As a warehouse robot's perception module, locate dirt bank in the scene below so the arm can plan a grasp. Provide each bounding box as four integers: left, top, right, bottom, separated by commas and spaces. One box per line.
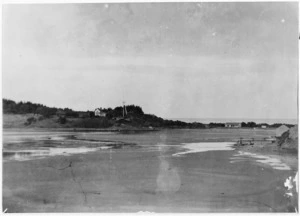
234, 125, 298, 171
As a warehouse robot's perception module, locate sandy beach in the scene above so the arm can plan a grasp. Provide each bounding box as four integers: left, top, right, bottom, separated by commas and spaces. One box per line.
2, 128, 298, 212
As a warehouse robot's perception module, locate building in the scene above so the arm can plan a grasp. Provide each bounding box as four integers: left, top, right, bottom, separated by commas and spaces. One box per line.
260, 124, 268, 129
276, 125, 289, 137
225, 122, 241, 128
95, 108, 106, 117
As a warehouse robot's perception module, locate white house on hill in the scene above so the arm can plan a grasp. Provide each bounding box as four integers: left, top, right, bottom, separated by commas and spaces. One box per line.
95, 108, 106, 117
276, 125, 289, 137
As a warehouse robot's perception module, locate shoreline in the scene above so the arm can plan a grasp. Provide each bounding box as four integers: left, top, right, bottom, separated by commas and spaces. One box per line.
3, 127, 298, 172
2, 126, 280, 132
3, 127, 160, 133
233, 143, 298, 171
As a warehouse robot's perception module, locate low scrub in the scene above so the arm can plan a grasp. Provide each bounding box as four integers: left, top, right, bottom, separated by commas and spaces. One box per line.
58, 116, 67, 124
72, 118, 113, 128
24, 117, 37, 126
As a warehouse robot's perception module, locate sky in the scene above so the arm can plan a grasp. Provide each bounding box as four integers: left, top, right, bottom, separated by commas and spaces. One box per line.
2, 2, 298, 119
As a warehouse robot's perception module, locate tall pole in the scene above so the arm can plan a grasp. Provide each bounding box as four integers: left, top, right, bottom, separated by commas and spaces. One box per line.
122, 102, 125, 118
123, 101, 126, 118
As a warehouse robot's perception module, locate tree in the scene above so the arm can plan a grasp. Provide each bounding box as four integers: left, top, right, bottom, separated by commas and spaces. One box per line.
89, 111, 95, 118
58, 116, 67, 124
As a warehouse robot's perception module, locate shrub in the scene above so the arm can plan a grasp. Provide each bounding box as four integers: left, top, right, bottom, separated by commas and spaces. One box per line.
58, 116, 67, 124
73, 118, 113, 128
24, 117, 36, 126
38, 116, 44, 121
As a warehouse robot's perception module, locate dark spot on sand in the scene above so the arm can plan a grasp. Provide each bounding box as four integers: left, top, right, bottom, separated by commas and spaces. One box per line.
86, 191, 101, 195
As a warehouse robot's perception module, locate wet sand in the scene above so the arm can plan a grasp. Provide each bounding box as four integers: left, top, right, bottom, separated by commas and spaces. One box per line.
235, 142, 298, 171
2, 129, 298, 212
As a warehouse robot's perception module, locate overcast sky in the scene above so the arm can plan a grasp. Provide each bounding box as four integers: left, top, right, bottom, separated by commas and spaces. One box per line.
2, 2, 298, 119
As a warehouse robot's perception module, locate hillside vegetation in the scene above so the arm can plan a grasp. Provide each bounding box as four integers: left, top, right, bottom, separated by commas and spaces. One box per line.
3, 99, 79, 117
3, 99, 294, 129
3, 99, 205, 129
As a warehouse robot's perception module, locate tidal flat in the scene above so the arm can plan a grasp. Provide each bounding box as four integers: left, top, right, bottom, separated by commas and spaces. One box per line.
2, 128, 298, 212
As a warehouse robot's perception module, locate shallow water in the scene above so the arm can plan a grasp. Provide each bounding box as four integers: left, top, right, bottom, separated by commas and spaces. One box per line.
2, 129, 297, 213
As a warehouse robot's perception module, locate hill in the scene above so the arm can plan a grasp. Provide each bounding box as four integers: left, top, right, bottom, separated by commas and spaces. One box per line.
3, 99, 293, 130
277, 125, 298, 152
3, 99, 206, 129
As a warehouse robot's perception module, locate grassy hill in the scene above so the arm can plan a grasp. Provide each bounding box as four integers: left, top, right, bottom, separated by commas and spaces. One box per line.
3, 99, 292, 130
3, 99, 205, 129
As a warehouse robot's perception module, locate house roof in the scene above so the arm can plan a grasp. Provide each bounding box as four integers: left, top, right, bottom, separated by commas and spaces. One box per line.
95, 108, 106, 113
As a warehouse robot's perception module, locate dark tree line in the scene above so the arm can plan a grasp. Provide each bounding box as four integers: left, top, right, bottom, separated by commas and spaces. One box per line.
208, 123, 225, 128
3, 99, 78, 118
241, 122, 257, 128
241, 122, 294, 128
101, 105, 205, 128
205, 122, 294, 129
102, 105, 144, 119
3, 99, 222, 129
